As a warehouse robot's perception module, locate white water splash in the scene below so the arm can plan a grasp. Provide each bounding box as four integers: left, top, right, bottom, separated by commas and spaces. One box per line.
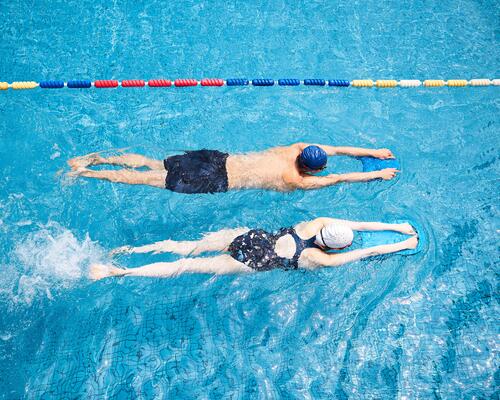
4, 223, 105, 305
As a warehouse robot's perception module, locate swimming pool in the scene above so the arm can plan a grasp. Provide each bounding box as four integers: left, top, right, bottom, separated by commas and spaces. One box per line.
0, 0, 499, 398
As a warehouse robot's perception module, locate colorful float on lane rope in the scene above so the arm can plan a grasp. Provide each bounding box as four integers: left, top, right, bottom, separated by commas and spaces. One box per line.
1, 78, 499, 90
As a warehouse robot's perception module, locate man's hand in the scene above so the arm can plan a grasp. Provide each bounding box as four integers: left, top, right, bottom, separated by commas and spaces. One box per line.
376, 168, 399, 180
372, 148, 395, 159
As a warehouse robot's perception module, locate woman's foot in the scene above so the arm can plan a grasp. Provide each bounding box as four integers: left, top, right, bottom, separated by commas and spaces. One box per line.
89, 263, 128, 280
109, 245, 134, 257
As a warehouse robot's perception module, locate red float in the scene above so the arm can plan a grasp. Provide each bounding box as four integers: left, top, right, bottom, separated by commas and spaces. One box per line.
174, 79, 198, 87
201, 78, 224, 87
121, 80, 145, 87
148, 79, 172, 87
94, 80, 119, 88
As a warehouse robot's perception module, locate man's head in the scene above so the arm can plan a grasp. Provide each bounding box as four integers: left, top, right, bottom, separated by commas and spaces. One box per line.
298, 145, 327, 172
315, 223, 354, 250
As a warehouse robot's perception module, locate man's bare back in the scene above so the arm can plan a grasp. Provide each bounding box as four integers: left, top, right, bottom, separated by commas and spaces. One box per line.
67, 143, 398, 193
226, 146, 298, 191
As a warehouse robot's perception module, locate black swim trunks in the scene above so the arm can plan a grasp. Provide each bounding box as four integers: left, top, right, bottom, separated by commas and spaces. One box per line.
163, 150, 229, 194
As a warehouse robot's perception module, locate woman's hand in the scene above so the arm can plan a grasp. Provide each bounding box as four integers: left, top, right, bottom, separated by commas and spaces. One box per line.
404, 236, 419, 249
396, 223, 417, 235
375, 236, 419, 256
372, 148, 395, 159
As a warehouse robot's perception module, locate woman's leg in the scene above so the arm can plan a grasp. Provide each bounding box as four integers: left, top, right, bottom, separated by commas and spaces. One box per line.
73, 168, 166, 188
90, 255, 251, 280
112, 228, 249, 256
68, 153, 164, 170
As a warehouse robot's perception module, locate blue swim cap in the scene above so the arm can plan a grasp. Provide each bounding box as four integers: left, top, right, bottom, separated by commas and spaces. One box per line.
299, 145, 327, 170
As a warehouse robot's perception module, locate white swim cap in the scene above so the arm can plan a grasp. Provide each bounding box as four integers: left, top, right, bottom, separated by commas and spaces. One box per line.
316, 223, 354, 249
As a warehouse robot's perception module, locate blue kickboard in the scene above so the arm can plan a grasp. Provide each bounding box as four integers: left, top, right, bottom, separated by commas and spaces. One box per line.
359, 220, 426, 255
359, 156, 400, 172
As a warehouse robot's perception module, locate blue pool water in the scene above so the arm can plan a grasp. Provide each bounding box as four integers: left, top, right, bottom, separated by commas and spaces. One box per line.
1, 0, 499, 398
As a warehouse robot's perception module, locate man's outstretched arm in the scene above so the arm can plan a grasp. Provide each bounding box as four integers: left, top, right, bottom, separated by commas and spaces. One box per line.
323, 146, 394, 159
293, 142, 394, 159
293, 168, 398, 189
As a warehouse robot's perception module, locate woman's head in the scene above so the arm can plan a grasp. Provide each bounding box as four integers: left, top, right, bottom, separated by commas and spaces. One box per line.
298, 145, 327, 172
315, 223, 354, 250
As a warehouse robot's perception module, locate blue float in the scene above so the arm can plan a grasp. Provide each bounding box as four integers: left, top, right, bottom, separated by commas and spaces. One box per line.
359, 156, 400, 172
39, 80, 65, 89
252, 79, 274, 86
278, 79, 300, 86
359, 219, 426, 255
304, 79, 326, 86
225, 79, 249, 86
328, 80, 350, 87
67, 80, 92, 88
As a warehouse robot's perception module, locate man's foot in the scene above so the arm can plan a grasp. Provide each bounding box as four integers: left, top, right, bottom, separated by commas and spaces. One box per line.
89, 263, 127, 280
68, 153, 104, 170
66, 167, 89, 178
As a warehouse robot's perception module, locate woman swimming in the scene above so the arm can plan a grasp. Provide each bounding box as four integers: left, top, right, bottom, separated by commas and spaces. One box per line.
90, 218, 418, 280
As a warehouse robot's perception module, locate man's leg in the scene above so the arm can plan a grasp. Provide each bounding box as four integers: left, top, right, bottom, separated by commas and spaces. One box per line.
74, 168, 166, 188
68, 153, 164, 170
97, 154, 164, 169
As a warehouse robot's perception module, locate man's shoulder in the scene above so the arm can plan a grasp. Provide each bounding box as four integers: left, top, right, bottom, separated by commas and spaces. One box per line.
268, 142, 303, 151
282, 168, 302, 185
276, 143, 302, 158
286, 142, 306, 150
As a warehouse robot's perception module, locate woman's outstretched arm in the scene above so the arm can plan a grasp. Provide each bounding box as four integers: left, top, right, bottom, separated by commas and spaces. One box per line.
313, 218, 416, 235
304, 236, 418, 268
110, 228, 249, 256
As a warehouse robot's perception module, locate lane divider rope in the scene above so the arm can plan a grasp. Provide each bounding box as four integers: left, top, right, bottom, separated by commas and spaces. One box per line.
11, 81, 38, 90
148, 79, 172, 87
1, 78, 499, 90
121, 79, 145, 87
67, 80, 92, 88
94, 80, 119, 88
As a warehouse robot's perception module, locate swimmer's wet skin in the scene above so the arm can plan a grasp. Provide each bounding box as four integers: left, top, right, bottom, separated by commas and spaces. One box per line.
90, 218, 419, 280
67, 143, 399, 193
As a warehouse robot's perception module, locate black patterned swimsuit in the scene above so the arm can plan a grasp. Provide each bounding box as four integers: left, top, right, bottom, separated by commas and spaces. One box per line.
228, 228, 320, 271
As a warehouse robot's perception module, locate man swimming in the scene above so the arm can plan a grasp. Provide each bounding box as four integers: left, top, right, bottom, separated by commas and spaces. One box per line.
90, 218, 418, 280
68, 143, 398, 193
